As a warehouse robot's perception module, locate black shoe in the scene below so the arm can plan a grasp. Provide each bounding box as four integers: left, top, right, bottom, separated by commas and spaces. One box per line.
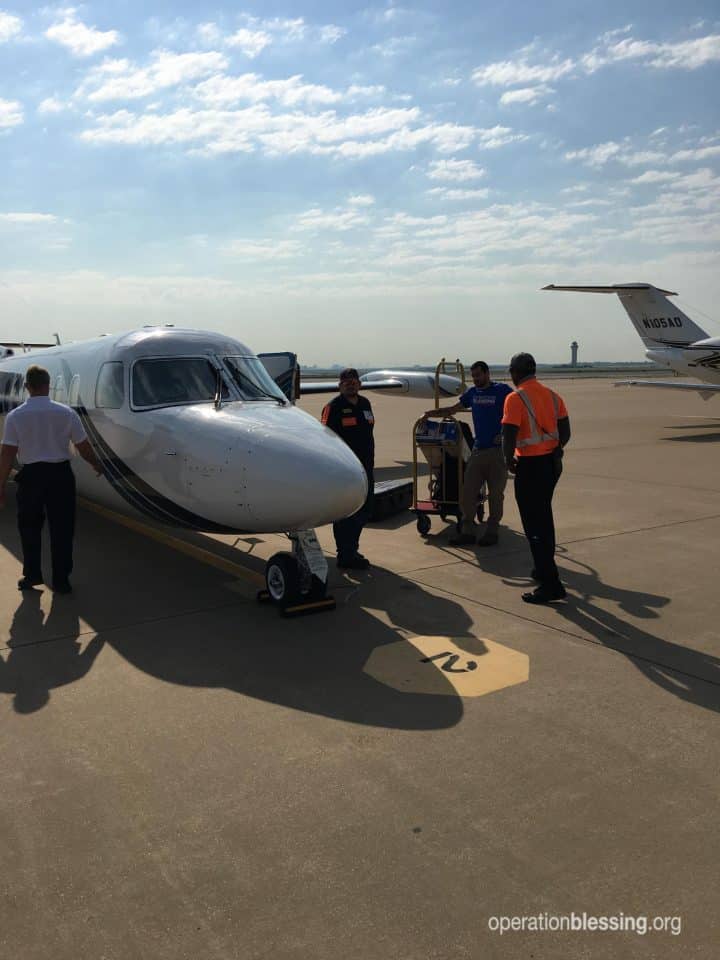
337, 555, 370, 570
18, 576, 43, 591
52, 580, 73, 595
522, 585, 566, 605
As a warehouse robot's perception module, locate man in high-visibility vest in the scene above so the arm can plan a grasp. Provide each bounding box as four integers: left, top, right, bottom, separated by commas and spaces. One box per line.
501, 352, 571, 604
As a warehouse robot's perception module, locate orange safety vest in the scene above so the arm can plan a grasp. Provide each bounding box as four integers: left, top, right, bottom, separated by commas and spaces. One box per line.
502, 379, 568, 457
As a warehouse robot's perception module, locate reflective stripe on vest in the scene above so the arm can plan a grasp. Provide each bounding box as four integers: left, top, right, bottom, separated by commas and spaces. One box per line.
515, 389, 560, 448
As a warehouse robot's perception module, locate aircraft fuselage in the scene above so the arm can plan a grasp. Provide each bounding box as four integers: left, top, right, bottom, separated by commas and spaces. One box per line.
0, 328, 367, 534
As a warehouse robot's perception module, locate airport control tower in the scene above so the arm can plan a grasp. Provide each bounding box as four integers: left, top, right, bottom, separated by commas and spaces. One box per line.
570, 341, 579, 367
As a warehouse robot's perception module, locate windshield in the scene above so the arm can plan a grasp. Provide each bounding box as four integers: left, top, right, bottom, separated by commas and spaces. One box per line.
223, 357, 286, 402
133, 358, 229, 408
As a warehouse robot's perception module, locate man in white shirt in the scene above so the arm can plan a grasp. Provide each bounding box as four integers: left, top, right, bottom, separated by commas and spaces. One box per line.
0, 365, 103, 593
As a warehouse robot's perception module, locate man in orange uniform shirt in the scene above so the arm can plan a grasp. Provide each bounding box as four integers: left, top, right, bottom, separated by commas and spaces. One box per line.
501, 353, 571, 604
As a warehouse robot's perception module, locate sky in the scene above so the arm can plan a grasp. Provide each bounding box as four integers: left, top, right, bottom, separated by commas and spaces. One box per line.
1, 1, 719, 365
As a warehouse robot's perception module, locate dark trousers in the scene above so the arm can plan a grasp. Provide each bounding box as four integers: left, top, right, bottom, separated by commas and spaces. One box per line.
16, 461, 76, 584
514, 453, 561, 588
333, 474, 374, 561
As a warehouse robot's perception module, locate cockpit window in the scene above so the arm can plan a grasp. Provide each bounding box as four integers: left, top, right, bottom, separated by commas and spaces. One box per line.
132, 358, 228, 408
96, 362, 125, 409
223, 357, 286, 402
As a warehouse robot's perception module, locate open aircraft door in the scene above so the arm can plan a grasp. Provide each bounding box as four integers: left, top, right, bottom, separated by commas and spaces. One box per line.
257, 352, 300, 403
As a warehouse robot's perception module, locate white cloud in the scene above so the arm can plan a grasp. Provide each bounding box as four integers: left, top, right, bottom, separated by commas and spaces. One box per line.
428, 158, 485, 182
473, 55, 574, 87
222, 239, 302, 259
226, 28, 271, 58
561, 185, 588, 193
259, 17, 306, 40
567, 136, 720, 171
45, 13, 121, 58
0, 96, 22, 128
347, 84, 386, 98
319, 25, 346, 43
617, 149, 668, 167
199, 15, 341, 54
427, 187, 490, 200
600, 25, 633, 42
477, 125, 528, 149
565, 141, 622, 167
499, 84, 554, 106
347, 194, 375, 206
78, 103, 482, 161
293, 207, 371, 231
371, 4, 411, 23
566, 198, 614, 207
38, 96, 66, 115
371, 35, 415, 57
78, 51, 229, 102
197, 22, 222, 46
670, 143, 720, 163
0, 11, 22, 42
193, 73, 341, 107
583, 32, 720, 72
386, 213, 448, 227
0, 212, 57, 223
630, 170, 681, 184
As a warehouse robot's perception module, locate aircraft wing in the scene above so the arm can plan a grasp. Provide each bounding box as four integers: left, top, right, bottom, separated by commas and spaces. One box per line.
615, 380, 719, 400
300, 379, 405, 395
254, 359, 464, 400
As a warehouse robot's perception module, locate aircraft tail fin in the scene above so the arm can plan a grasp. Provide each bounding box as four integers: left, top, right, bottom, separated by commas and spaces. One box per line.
543, 283, 709, 348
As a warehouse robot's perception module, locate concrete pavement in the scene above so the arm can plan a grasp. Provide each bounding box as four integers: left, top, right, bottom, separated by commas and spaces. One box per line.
1, 379, 718, 959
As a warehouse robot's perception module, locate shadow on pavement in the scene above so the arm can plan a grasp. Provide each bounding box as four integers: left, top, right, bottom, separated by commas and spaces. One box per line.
467, 540, 720, 715
0, 488, 469, 729
0, 591, 104, 714
663, 422, 720, 443
548, 556, 719, 713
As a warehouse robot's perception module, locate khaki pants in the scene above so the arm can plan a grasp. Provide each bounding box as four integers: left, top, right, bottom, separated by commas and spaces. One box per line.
460, 446, 507, 534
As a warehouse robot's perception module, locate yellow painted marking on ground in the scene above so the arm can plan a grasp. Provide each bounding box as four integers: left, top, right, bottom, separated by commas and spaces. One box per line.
79, 499, 265, 587
364, 635, 529, 698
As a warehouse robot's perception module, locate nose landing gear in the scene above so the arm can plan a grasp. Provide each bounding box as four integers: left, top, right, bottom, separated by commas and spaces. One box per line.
259, 529, 336, 616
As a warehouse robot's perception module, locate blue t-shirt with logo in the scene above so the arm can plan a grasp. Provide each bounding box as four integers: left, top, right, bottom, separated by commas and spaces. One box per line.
460, 382, 514, 449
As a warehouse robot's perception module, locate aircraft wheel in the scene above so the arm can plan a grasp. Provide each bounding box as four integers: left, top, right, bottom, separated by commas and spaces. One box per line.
416, 514, 431, 536
265, 553, 302, 607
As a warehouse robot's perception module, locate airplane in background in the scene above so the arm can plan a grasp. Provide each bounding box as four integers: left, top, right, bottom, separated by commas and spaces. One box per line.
0, 327, 463, 610
543, 283, 720, 399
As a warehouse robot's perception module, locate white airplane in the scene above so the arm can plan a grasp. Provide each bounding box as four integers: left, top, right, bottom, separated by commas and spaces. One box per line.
0, 327, 462, 610
543, 283, 720, 399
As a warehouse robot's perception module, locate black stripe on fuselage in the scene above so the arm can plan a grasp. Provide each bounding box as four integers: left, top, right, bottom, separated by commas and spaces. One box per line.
74, 406, 243, 534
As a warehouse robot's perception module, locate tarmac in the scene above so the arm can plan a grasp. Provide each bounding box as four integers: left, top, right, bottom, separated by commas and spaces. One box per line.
0, 379, 718, 960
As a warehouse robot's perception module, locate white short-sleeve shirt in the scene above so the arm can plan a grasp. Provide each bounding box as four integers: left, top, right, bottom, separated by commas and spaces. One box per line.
1, 396, 87, 464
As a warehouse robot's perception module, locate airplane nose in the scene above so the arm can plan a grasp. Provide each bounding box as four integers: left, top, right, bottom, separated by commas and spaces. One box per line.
237, 410, 368, 531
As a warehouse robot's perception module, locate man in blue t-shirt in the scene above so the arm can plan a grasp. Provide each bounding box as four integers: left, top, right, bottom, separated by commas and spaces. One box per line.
425, 360, 513, 546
